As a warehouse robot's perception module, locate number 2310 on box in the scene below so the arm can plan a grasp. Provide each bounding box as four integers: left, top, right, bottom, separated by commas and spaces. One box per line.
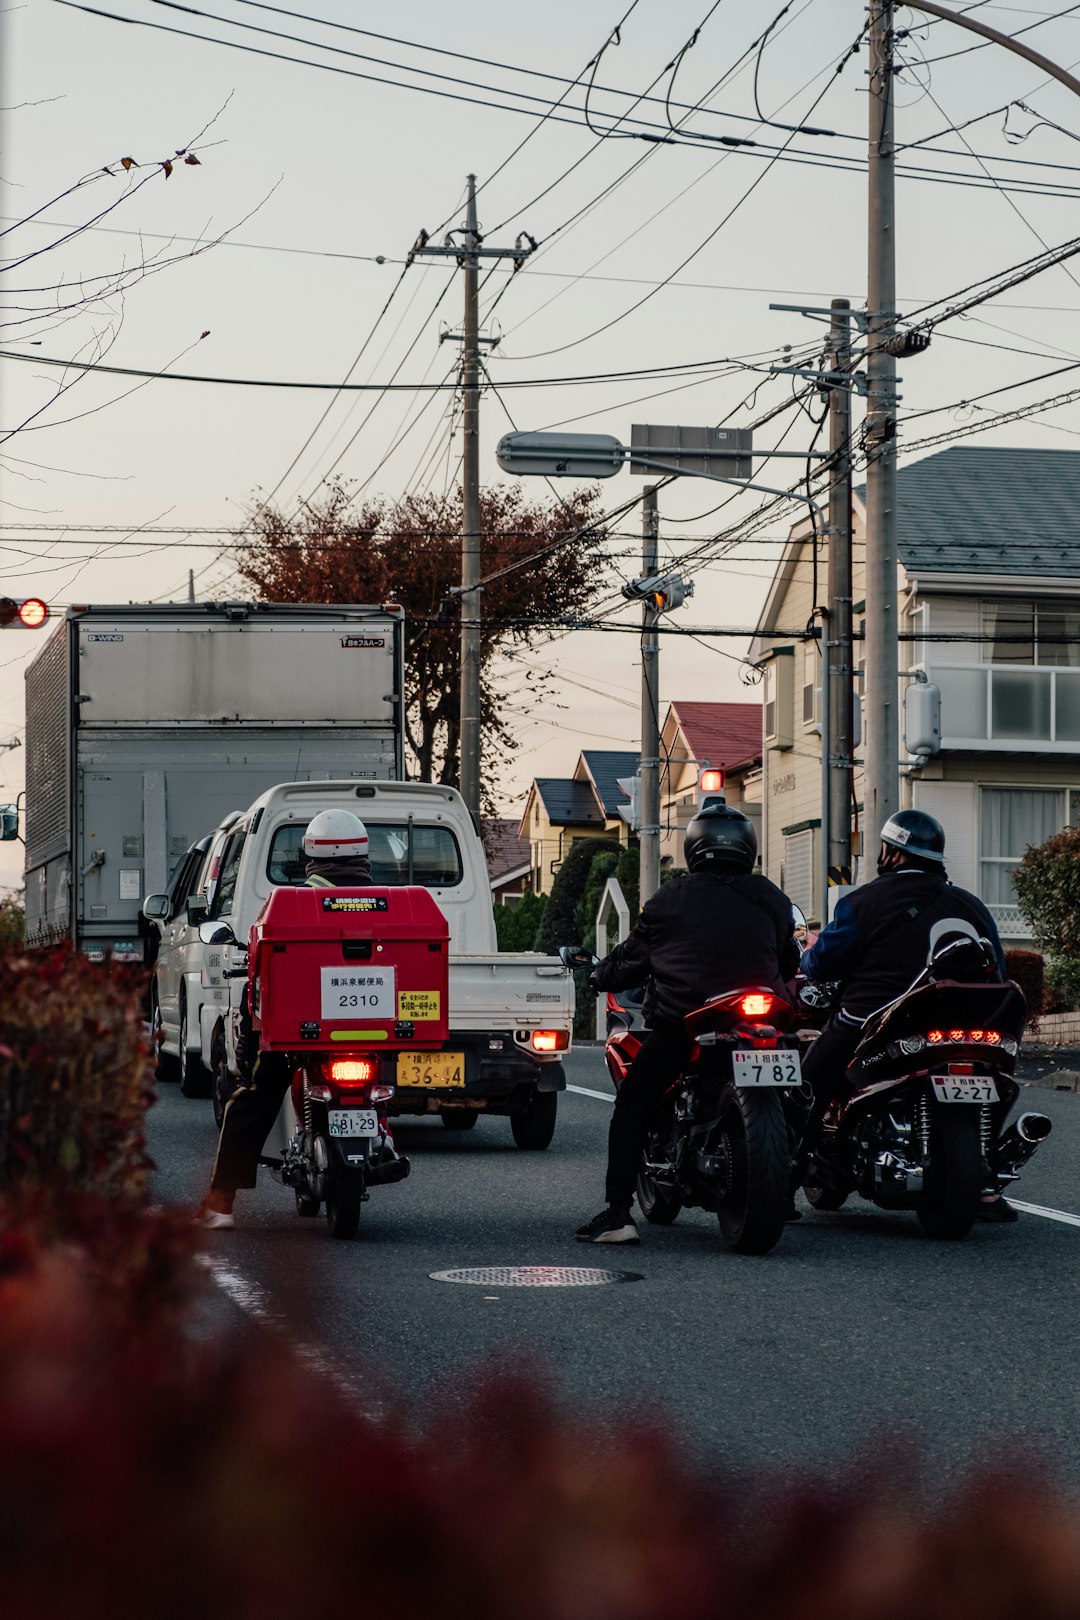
320, 966, 395, 1020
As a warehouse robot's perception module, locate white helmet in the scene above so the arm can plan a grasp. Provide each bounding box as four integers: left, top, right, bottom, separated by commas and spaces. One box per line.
302, 808, 370, 861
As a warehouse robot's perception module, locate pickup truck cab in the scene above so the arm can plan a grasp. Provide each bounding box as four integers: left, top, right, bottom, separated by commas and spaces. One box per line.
195, 780, 574, 1148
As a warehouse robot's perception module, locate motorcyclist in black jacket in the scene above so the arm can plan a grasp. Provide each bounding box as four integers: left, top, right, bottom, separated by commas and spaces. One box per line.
798, 807, 1015, 1222
575, 802, 800, 1244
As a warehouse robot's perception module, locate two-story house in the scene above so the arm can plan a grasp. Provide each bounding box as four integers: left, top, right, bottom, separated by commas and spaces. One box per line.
749, 445, 1080, 936
517, 749, 637, 895
658, 700, 763, 865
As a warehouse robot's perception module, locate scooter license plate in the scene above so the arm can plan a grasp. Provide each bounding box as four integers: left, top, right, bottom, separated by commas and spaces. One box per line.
930, 1077, 999, 1104
732, 1050, 802, 1086
327, 1108, 379, 1138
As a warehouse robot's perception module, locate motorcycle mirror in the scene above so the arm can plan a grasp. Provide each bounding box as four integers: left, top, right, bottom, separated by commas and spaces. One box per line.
558, 943, 594, 970
790, 903, 809, 944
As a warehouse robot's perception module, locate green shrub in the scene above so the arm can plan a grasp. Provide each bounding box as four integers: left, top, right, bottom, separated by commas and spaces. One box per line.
1014, 826, 1080, 1013
1046, 957, 1080, 1014
494, 891, 548, 952
0, 892, 24, 944
535, 837, 623, 956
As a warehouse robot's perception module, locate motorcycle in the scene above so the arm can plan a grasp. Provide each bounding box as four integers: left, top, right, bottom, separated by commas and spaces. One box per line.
798, 924, 1051, 1239
561, 945, 807, 1255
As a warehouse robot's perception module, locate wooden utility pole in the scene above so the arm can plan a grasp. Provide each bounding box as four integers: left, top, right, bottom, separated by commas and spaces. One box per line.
826, 298, 854, 895
640, 485, 661, 906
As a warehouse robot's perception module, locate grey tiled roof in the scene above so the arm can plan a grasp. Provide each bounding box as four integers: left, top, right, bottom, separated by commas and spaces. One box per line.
534, 779, 606, 826
859, 447, 1080, 578
579, 750, 638, 817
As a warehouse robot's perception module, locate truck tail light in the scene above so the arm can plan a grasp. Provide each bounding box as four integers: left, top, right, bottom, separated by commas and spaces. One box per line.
531, 1029, 569, 1053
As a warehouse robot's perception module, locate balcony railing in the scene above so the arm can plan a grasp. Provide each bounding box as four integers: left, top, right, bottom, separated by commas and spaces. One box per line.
985, 903, 1033, 941
928, 663, 1080, 752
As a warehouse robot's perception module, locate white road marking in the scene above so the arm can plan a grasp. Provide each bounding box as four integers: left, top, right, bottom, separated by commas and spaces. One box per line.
196, 1252, 385, 1415
1008, 1199, 1080, 1229
567, 1082, 1080, 1230
567, 1083, 614, 1103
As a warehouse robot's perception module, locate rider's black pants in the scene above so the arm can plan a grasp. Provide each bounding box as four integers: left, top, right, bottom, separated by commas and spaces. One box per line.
211, 1051, 292, 1193
606, 1021, 691, 1210
798, 1015, 864, 1158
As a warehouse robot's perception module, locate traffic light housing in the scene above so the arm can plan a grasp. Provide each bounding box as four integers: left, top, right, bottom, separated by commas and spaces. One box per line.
0, 598, 48, 629
697, 765, 726, 811
620, 572, 694, 612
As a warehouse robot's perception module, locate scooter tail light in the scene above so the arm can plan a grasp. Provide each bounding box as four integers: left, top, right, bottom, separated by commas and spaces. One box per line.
739, 993, 774, 1019
927, 1030, 945, 1043
329, 1057, 378, 1084
531, 1029, 569, 1052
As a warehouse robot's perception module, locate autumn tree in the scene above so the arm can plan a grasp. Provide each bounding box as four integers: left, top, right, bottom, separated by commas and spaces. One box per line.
234, 479, 610, 807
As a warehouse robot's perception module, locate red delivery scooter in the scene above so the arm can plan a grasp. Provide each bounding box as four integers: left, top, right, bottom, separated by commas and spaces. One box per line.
241, 886, 451, 1238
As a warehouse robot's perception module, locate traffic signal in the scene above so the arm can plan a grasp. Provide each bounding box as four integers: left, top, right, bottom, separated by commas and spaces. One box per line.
0, 597, 48, 629
620, 571, 694, 612
697, 765, 726, 811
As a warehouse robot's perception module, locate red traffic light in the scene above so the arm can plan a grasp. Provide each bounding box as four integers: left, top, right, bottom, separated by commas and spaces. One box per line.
698, 767, 725, 795
0, 597, 48, 629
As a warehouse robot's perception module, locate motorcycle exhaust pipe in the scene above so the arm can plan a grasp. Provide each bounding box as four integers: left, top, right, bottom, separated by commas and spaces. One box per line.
992, 1112, 1053, 1179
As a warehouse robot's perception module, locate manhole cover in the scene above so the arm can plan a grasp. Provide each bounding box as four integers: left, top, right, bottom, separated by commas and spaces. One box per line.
429, 1265, 643, 1287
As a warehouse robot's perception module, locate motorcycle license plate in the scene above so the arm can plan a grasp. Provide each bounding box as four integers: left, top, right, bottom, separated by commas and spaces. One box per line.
327, 1108, 379, 1138
931, 1076, 999, 1104
396, 1051, 466, 1088
732, 1050, 802, 1086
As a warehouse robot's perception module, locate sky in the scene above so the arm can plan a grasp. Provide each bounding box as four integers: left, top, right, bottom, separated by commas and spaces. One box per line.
4, 0, 1080, 892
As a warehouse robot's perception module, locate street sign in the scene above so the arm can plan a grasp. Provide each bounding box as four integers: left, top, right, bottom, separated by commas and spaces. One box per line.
495, 432, 623, 478
629, 424, 752, 479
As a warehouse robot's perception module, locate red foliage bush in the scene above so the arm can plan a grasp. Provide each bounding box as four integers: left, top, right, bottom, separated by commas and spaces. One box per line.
1005, 948, 1045, 1028
3, 1235, 1080, 1620
0, 943, 154, 1204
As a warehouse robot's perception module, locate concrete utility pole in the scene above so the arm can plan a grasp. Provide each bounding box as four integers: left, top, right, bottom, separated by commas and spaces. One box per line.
826, 298, 854, 893
863, 0, 900, 851
412, 177, 536, 820
640, 485, 661, 907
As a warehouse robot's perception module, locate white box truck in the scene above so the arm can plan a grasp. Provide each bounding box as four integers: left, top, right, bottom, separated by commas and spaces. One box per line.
23, 602, 405, 962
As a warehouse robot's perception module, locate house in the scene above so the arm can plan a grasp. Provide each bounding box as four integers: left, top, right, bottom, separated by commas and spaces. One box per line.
483, 820, 532, 907
749, 445, 1080, 937
658, 700, 763, 866
518, 749, 637, 895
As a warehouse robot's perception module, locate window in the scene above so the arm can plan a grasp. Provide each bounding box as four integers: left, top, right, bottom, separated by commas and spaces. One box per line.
979, 788, 1062, 908
981, 600, 1080, 668
801, 640, 819, 727
763, 651, 794, 750
267, 820, 464, 890
210, 831, 248, 918
783, 828, 815, 920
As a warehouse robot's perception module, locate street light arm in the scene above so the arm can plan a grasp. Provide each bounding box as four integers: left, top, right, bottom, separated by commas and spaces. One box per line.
900, 1, 1080, 101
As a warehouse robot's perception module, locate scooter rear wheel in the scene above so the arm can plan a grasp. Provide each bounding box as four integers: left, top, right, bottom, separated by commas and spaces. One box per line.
325, 1170, 364, 1239
917, 1107, 980, 1240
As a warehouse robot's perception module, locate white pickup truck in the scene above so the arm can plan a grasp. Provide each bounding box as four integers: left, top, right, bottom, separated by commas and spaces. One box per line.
191, 779, 575, 1148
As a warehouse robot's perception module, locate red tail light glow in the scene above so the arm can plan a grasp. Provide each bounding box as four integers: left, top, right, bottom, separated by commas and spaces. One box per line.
739, 994, 774, 1019
986, 1030, 1002, 1045
948, 1029, 965, 1043
330, 1058, 377, 1084
928, 1030, 945, 1043
927, 1028, 1004, 1047
531, 1029, 569, 1053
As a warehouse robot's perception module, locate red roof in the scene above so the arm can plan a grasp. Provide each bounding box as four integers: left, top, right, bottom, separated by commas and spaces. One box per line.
668, 701, 762, 771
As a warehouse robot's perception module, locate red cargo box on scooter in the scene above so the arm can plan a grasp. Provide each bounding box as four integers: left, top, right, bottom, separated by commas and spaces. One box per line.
249, 887, 450, 1052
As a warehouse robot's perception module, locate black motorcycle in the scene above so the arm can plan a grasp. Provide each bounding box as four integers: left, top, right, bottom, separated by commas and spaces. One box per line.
800, 930, 1051, 1239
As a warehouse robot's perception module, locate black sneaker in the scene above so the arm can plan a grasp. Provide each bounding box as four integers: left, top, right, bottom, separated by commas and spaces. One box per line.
575, 1208, 640, 1244
977, 1195, 1019, 1224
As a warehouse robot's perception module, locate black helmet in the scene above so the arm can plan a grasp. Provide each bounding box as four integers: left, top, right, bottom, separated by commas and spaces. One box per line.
684, 801, 758, 875
879, 808, 946, 865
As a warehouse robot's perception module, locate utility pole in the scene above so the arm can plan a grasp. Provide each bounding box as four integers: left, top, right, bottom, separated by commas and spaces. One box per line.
411, 176, 536, 821
863, 0, 900, 850
826, 298, 854, 898
640, 485, 661, 907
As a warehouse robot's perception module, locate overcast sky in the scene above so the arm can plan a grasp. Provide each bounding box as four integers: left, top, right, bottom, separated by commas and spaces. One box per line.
4, 0, 1080, 891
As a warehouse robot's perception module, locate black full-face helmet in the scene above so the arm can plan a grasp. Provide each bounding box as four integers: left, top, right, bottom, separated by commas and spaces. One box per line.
878, 808, 946, 869
684, 801, 758, 875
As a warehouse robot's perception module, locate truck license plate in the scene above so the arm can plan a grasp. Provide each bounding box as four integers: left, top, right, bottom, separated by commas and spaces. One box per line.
931, 1077, 999, 1104
327, 1109, 378, 1138
396, 1052, 466, 1088
732, 1050, 802, 1086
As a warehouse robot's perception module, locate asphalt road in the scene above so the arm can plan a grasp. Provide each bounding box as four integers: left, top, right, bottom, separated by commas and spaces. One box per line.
151, 1048, 1080, 1483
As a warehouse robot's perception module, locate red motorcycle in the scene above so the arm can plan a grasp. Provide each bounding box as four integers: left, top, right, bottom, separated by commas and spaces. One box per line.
564, 949, 805, 1255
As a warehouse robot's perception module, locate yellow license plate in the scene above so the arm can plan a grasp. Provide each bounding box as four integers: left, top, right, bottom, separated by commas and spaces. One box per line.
396, 1051, 466, 1089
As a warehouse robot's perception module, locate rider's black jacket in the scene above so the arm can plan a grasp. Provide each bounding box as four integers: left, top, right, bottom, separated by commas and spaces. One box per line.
593, 871, 800, 1027
800, 868, 1006, 1020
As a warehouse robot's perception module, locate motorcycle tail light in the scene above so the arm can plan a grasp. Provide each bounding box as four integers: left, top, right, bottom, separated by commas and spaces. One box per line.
928, 1030, 944, 1044
968, 1029, 985, 1042
531, 1029, 569, 1052
948, 1063, 975, 1075
739, 994, 774, 1019
985, 1031, 1002, 1045
330, 1058, 378, 1085
948, 1029, 965, 1043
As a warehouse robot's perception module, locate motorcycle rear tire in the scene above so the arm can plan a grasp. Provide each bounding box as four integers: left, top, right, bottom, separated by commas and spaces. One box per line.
714, 1086, 789, 1256
917, 1107, 980, 1240
637, 1110, 682, 1224
325, 1170, 364, 1239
